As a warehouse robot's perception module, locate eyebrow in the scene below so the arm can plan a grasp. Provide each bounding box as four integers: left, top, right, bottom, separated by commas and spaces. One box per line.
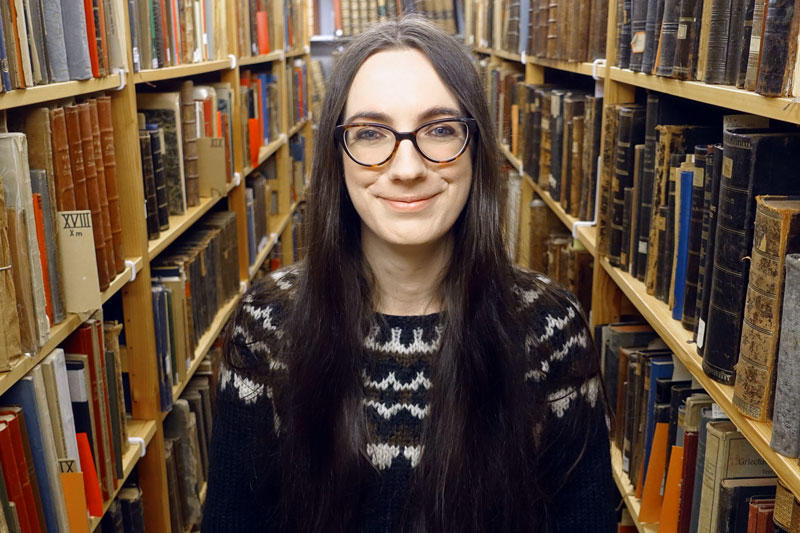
343, 106, 462, 125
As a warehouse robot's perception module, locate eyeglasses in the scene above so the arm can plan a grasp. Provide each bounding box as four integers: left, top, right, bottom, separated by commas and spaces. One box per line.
335, 117, 478, 167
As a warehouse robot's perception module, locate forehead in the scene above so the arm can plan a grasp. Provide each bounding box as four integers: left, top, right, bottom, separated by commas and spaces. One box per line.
344, 48, 460, 123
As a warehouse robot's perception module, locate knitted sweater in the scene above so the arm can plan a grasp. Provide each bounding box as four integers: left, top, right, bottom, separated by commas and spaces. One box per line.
202, 265, 616, 532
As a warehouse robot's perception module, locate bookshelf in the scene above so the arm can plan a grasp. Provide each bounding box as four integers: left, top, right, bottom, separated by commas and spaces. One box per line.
468, 0, 800, 523
0, 0, 312, 530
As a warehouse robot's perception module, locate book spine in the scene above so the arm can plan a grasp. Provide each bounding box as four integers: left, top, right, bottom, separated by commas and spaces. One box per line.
621, 186, 634, 269
695, 144, 722, 353
629, 0, 648, 70
672, 170, 694, 320
181, 81, 199, 207
96, 97, 124, 274
548, 91, 564, 202
655, 0, 683, 76
147, 127, 170, 231
611, 105, 645, 266
597, 104, 618, 257
736, 0, 757, 87
30, 171, 64, 326
755, 0, 794, 95
771, 254, 800, 457
723, 0, 749, 84
672, 0, 701, 79
139, 130, 160, 240
88, 100, 116, 283
641, 0, 664, 73
703, 0, 733, 84
681, 149, 706, 330
570, 115, 584, 218
743, 0, 768, 91
50, 107, 77, 211
635, 94, 658, 280
65, 106, 89, 211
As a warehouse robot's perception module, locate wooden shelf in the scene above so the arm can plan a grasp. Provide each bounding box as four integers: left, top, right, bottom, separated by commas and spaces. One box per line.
171, 293, 240, 404
289, 117, 310, 136
248, 205, 298, 280
243, 135, 286, 177
89, 418, 158, 531
238, 50, 284, 66
610, 444, 658, 533
493, 49, 523, 62
0, 74, 122, 110
286, 47, 310, 58
610, 67, 800, 125
134, 60, 232, 84
530, 57, 606, 78
601, 257, 800, 502
102, 257, 144, 304
147, 182, 237, 261
500, 144, 597, 256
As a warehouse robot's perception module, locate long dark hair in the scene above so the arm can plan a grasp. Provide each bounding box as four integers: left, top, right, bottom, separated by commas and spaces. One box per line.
273, 16, 589, 532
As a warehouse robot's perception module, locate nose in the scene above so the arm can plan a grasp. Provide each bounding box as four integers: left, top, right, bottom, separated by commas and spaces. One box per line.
388, 139, 427, 181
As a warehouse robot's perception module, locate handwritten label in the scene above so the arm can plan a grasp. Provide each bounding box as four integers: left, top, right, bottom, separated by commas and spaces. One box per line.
722, 156, 733, 178
638, 240, 648, 254
631, 31, 646, 53
677, 24, 688, 40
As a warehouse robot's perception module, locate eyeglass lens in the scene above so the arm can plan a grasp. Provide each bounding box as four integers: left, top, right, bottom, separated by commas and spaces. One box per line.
343, 121, 469, 165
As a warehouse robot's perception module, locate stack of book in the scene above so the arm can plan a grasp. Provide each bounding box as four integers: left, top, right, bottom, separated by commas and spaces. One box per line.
151, 210, 240, 412
614, 0, 800, 97
0, 0, 126, 90
0, 314, 129, 532
241, 67, 280, 169
1, 98, 125, 363
599, 321, 800, 532
127, 0, 229, 72
327, 0, 459, 37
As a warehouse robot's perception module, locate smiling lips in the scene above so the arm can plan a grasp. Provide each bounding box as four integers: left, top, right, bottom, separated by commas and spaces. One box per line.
379, 193, 440, 212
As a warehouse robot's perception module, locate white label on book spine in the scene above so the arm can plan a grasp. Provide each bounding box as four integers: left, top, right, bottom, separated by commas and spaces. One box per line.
696, 319, 706, 348
711, 403, 726, 419
638, 240, 648, 254
631, 32, 646, 53
677, 24, 688, 40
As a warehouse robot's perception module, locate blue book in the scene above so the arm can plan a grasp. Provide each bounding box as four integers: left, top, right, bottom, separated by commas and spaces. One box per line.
672, 170, 694, 320
641, 355, 673, 483
256, 72, 270, 142
245, 187, 256, 265
0, 14, 11, 91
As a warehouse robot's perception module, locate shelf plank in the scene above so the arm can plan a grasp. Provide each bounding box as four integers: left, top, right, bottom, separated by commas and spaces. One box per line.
171, 293, 240, 403
238, 50, 284, 66
286, 47, 310, 58
289, 117, 310, 137
601, 258, 800, 501
243, 135, 286, 177
530, 57, 606, 78
248, 205, 297, 280
89, 418, 157, 531
134, 60, 232, 84
147, 182, 237, 260
610, 67, 800, 125
101, 257, 144, 304
0, 75, 122, 110
610, 444, 659, 533
500, 144, 597, 256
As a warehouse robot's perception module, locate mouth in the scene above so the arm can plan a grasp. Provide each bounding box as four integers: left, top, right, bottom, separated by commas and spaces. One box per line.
379, 193, 440, 212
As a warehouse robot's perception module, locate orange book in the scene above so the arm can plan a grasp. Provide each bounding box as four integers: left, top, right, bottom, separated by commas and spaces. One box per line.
333, 0, 342, 34
216, 110, 222, 140
83, 0, 100, 76
257, 11, 271, 54
60, 472, 89, 531
0, 421, 31, 533
95, 0, 109, 74
171, 0, 182, 65
7, 0, 26, 87
77, 432, 102, 516
638, 422, 669, 524
658, 445, 684, 533
249, 118, 261, 168
32, 193, 53, 322
202, 97, 213, 137
255, 77, 264, 139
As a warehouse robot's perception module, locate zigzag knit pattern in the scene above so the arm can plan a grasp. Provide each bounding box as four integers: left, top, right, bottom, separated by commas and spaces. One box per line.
203, 265, 616, 532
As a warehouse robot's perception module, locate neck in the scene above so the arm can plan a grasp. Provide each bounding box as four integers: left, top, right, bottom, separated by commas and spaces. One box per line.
362, 230, 451, 316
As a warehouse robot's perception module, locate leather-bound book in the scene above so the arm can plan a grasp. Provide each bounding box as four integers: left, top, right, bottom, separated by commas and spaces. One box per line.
735, 0, 757, 87
138, 124, 160, 241
180, 81, 199, 207
641, 0, 664, 73
77, 103, 109, 291
695, 144, 722, 354
65, 106, 89, 211
755, 0, 797, 95
672, 0, 704, 79
733, 197, 800, 421
703, 130, 800, 385
771, 254, 800, 457
723, 0, 749, 84
146, 125, 170, 231
655, 0, 683, 76
88, 100, 115, 283
7, 204, 37, 355
569, 115, 584, 218
562, 94, 585, 210
743, 0, 769, 90
0, 0, 20, 89
629, 145, 645, 274
597, 104, 618, 258
657, 156, 680, 303
703, 0, 733, 84
200, 211, 240, 303
610, 105, 646, 267
680, 147, 706, 331
529, 199, 550, 272
49, 108, 76, 211
523, 84, 544, 184
96, 97, 123, 273
580, 96, 603, 221
621, 186, 635, 269
588, 0, 609, 60
635, 94, 661, 281
547, 0, 558, 58
629, 0, 649, 70
618, 0, 633, 67
538, 89, 553, 190
549, 90, 566, 202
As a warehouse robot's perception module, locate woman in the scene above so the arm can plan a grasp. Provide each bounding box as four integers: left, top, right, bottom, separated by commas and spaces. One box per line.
203, 16, 614, 532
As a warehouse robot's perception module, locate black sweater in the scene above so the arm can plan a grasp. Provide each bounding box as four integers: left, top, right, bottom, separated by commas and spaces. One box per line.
202, 265, 616, 532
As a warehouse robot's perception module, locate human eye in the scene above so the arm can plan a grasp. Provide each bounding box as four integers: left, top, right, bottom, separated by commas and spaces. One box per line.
421, 121, 463, 140
350, 125, 389, 143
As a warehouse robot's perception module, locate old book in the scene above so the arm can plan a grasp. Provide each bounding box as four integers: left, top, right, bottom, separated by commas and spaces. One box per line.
743, 0, 769, 90
42, 348, 81, 467
589, 0, 609, 59
630, 145, 646, 274
655, 0, 683, 76
164, 437, 183, 532
634, 94, 660, 280
755, 0, 797, 95
538, 88, 553, 190
64, 106, 89, 211
164, 399, 202, 527
30, 171, 65, 327
715, 478, 777, 532
695, 144, 721, 352
703, 130, 800, 386
723, 0, 749, 84
49, 109, 77, 212
77, 102, 110, 291
6, 206, 37, 356
119, 486, 145, 533
138, 125, 160, 241
580, 96, 603, 221
181, 80, 200, 207
0, 419, 36, 533
681, 147, 706, 331
602, 322, 658, 417
88, 99, 116, 283
672, 0, 704, 78
0, 191, 21, 365
146, 124, 170, 231
0, 133, 49, 346
137, 91, 187, 215
529, 200, 550, 273
548, 90, 566, 202
734, 197, 800, 421
672, 169, 694, 320
770, 254, 800, 457
656, 156, 680, 303
0, 0, 20, 89
597, 104, 618, 257
610, 105, 646, 267
702, 0, 733, 83
568, 114, 585, 217
629, 0, 649, 70
735, 0, 756, 87
12, 0, 33, 86
772, 480, 794, 530
96, 96, 123, 273
619, 0, 633, 67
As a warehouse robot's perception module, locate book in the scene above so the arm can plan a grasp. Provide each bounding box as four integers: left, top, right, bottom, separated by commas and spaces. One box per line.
0, 420, 35, 533
88, 99, 117, 282
30, 170, 65, 327
689, 406, 729, 532
146, 123, 170, 231
96, 96, 124, 273
671, 169, 694, 321
755, 0, 797, 95
139, 123, 160, 241
681, 147, 706, 331
180, 80, 200, 207
0, 190, 21, 366
715, 477, 777, 532
610, 105, 646, 266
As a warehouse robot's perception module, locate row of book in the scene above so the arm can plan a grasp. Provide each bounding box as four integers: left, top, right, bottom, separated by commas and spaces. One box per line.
600, 321, 800, 532
289, 133, 308, 203
234, 0, 281, 57
0, 313, 130, 532
0, 0, 125, 91
615, 0, 800, 97
246, 161, 279, 267
1, 97, 125, 364
597, 96, 800, 453
241, 67, 280, 169
288, 59, 309, 129
473, 0, 608, 63
151, 209, 239, 412
323, 0, 460, 38
127, 0, 229, 72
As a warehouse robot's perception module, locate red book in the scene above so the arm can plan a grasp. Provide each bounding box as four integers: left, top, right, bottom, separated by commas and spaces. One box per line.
255, 77, 264, 141
755, 504, 774, 533
296, 65, 304, 120
32, 193, 52, 323
676, 430, 698, 533
0, 421, 31, 533
83, 0, 99, 76
93, 319, 117, 489
256, 11, 270, 54
248, 119, 260, 168
0, 409, 45, 533
201, 97, 213, 137
170, 0, 182, 65
216, 110, 222, 139
77, 433, 102, 516
333, 0, 342, 34
158, 0, 170, 65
